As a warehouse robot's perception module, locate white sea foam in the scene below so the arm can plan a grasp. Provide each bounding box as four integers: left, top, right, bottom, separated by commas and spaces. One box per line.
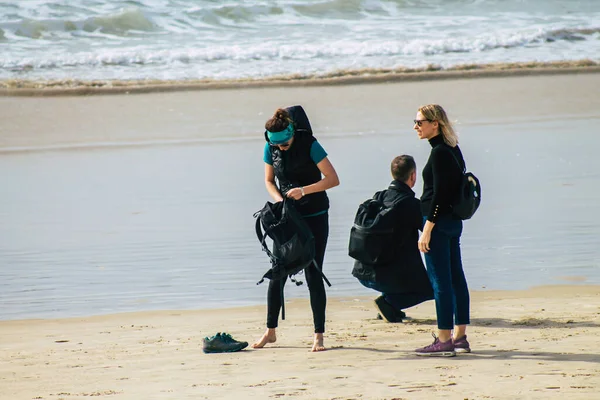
1, 0, 599, 81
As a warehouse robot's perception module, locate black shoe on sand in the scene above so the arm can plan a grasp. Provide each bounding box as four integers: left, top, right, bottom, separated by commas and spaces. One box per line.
374, 296, 406, 323
203, 332, 248, 353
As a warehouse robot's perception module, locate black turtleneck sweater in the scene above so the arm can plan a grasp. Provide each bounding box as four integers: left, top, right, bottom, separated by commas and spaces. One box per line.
421, 134, 465, 223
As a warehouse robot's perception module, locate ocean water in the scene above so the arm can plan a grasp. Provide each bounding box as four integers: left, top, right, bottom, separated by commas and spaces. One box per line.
1, 0, 600, 82
1, 116, 599, 321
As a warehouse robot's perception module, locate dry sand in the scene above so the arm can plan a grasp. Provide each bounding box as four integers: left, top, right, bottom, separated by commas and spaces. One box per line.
0, 286, 599, 400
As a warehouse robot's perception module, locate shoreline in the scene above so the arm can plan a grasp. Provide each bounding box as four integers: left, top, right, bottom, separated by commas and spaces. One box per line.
0, 283, 597, 323
1, 60, 599, 97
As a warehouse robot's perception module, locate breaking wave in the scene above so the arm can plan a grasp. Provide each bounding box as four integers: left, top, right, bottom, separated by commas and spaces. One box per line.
1, 0, 599, 81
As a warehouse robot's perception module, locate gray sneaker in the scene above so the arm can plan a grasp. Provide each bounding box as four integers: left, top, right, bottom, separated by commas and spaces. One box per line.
203, 332, 248, 354
453, 335, 471, 353
415, 333, 456, 357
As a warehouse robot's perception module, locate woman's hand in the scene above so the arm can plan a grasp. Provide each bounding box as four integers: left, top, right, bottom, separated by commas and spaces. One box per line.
286, 187, 304, 200
419, 220, 435, 253
418, 231, 431, 253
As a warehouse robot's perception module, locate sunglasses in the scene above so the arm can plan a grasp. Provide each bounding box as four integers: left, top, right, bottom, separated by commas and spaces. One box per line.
414, 119, 432, 127
270, 139, 293, 148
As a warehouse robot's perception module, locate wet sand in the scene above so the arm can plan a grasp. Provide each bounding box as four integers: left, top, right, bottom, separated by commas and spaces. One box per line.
1, 70, 599, 152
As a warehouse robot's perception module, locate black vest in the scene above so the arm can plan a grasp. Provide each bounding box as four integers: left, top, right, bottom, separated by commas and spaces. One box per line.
267, 130, 329, 216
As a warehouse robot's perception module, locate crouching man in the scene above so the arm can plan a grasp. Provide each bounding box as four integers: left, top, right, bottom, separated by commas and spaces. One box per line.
351, 155, 433, 322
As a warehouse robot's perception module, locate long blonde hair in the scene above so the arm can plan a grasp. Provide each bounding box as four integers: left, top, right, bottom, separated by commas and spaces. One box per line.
418, 104, 459, 147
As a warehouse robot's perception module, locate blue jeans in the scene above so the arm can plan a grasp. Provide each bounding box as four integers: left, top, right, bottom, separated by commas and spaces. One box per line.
358, 280, 433, 311
423, 216, 470, 330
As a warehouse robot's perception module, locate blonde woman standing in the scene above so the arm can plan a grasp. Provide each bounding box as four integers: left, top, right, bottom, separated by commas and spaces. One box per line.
413, 104, 471, 357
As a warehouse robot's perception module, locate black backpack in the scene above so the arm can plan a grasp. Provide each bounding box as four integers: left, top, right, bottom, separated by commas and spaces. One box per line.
450, 152, 481, 220
348, 190, 407, 265
254, 199, 331, 319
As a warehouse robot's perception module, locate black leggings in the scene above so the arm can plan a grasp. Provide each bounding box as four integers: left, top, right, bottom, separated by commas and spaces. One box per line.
266, 212, 329, 333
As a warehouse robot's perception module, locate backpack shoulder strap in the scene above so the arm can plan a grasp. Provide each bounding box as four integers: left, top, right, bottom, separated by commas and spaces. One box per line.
310, 259, 332, 287
447, 147, 467, 173
254, 215, 278, 266
255, 214, 264, 242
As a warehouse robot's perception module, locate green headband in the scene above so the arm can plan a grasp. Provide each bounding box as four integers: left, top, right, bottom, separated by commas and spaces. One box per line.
267, 124, 294, 144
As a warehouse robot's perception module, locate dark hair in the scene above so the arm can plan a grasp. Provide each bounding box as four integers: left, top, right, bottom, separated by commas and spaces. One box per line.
265, 108, 292, 132
391, 155, 416, 182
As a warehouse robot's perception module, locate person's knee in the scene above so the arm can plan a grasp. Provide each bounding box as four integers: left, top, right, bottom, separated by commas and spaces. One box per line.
433, 287, 453, 299
306, 278, 325, 292
305, 270, 325, 287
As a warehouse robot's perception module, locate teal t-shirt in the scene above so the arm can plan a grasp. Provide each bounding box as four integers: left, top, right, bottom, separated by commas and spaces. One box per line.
263, 140, 329, 218
263, 140, 328, 165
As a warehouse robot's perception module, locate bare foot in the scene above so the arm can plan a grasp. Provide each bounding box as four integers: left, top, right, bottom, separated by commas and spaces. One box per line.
251, 328, 276, 349
311, 333, 326, 352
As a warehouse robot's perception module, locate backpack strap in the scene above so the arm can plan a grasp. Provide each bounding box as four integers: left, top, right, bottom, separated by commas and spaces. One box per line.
448, 148, 467, 173
310, 259, 331, 287
255, 216, 285, 285
280, 280, 286, 320
254, 199, 294, 269
255, 217, 277, 262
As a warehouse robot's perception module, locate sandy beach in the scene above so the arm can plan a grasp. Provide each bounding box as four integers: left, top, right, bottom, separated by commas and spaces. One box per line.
2, 70, 600, 399
0, 285, 599, 399
2, 1, 600, 398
